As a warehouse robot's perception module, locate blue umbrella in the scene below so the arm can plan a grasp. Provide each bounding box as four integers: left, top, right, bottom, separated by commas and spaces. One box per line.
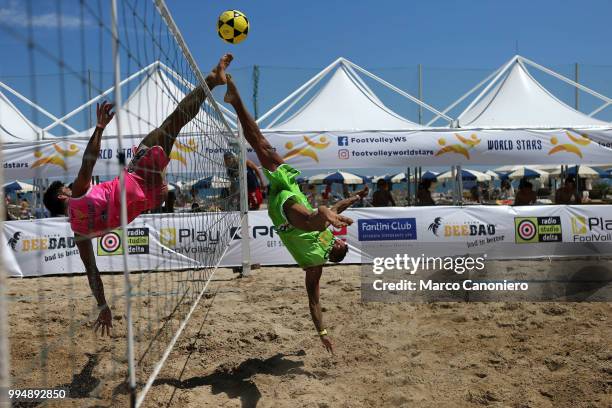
296, 176, 308, 184
310, 171, 365, 185
421, 171, 439, 181
192, 176, 231, 189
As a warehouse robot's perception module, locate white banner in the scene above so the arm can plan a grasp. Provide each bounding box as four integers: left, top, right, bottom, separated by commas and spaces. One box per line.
4, 128, 612, 180
2, 134, 231, 180
3, 206, 612, 277
254, 128, 612, 170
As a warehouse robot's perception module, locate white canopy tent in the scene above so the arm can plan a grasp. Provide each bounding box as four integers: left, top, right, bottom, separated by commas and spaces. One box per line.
429, 55, 612, 129
258, 57, 451, 131
45, 61, 237, 138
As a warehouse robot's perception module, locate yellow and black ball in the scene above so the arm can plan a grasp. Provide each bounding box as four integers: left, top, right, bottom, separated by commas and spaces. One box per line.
217, 10, 249, 44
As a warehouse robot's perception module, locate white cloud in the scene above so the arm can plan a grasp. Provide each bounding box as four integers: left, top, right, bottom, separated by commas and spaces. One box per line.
0, 1, 91, 29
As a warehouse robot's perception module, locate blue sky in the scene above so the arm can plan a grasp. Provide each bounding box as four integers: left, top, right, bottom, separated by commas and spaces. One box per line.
1, 0, 612, 177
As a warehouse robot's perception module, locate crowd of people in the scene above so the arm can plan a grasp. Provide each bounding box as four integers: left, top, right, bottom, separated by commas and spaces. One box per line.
3, 172, 602, 220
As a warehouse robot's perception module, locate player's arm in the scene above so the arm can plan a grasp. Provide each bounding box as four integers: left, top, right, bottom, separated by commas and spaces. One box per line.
304, 266, 333, 353
247, 159, 265, 187
330, 186, 368, 214
284, 200, 353, 232
72, 102, 115, 197
75, 236, 113, 336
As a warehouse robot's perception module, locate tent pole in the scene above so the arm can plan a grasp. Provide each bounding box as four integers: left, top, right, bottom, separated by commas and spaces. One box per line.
521, 56, 612, 104
574, 63, 579, 110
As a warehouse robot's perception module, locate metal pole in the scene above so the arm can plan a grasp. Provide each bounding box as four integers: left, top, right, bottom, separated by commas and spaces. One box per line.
238, 124, 251, 276
406, 167, 411, 205
0, 137, 10, 408
457, 165, 463, 205
110, 2, 136, 407
88, 69, 93, 128
451, 166, 457, 204
418, 64, 423, 125
252, 65, 260, 120
574, 63, 579, 110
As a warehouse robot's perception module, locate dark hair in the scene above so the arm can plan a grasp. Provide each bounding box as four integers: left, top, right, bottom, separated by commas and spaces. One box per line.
43, 181, 66, 216
328, 242, 349, 263
565, 176, 576, 185
376, 179, 386, 188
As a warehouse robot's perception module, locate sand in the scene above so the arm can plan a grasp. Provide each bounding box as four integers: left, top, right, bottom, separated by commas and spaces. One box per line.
5, 264, 612, 407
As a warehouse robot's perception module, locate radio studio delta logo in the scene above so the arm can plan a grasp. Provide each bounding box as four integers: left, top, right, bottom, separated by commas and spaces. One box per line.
97, 228, 150, 256
571, 215, 612, 242
514, 217, 562, 244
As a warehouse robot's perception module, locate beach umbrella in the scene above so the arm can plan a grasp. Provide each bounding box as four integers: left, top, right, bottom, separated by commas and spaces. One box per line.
549, 165, 608, 179
295, 176, 308, 184
3, 181, 36, 193
508, 166, 549, 180
372, 174, 391, 183
310, 171, 365, 185
390, 172, 406, 183
192, 175, 231, 189
436, 168, 491, 182
484, 170, 501, 180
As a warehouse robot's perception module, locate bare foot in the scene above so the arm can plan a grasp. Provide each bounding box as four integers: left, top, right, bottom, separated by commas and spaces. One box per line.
224, 74, 241, 105
207, 54, 233, 87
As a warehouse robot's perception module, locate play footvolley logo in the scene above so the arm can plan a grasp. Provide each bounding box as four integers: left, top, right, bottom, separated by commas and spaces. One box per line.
358, 218, 417, 241
514, 217, 562, 243
571, 216, 587, 235
159, 227, 176, 246
97, 228, 150, 256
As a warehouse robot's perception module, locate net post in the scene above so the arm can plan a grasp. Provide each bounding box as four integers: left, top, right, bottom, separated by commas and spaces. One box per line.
110, 0, 136, 406
238, 124, 251, 276
0, 140, 10, 408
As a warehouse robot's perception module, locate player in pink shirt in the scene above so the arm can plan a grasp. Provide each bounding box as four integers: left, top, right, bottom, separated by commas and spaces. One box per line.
43, 54, 233, 335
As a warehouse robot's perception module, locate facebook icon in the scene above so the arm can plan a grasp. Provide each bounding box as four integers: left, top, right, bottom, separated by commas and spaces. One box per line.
337, 136, 349, 146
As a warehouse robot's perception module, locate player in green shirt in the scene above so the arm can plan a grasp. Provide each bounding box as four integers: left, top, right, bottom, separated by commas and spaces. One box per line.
224, 73, 367, 353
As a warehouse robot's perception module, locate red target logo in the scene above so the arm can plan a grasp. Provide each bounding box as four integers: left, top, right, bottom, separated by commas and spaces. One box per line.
100, 232, 122, 253
517, 219, 536, 241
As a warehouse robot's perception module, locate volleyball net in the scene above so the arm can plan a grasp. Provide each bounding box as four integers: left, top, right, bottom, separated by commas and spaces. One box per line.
0, 0, 244, 406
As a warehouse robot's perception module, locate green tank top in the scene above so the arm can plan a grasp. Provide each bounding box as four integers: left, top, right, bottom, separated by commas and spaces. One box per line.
264, 164, 334, 268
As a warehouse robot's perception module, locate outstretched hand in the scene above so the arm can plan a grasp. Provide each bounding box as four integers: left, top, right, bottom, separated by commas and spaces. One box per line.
320, 335, 334, 354
93, 306, 113, 337
96, 101, 115, 129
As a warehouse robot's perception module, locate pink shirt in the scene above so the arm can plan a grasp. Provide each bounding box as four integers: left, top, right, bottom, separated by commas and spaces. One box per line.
68, 170, 147, 237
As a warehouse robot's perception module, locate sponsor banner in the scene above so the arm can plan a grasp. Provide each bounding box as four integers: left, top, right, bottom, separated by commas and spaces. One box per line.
252, 129, 612, 170
5, 128, 612, 179
2, 134, 230, 180
3, 206, 612, 277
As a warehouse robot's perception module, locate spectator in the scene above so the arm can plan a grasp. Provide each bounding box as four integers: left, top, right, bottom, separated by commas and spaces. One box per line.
555, 177, 581, 204
191, 202, 200, 212
514, 179, 537, 205
304, 184, 318, 208
19, 197, 31, 219
223, 151, 240, 210
164, 190, 176, 213
372, 179, 395, 207
470, 184, 482, 203
500, 179, 514, 199
246, 159, 264, 210
416, 179, 436, 206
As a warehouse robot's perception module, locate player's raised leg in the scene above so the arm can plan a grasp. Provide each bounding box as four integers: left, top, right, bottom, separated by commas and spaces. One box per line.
139, 53, 234, 156
224, 75, 284, 172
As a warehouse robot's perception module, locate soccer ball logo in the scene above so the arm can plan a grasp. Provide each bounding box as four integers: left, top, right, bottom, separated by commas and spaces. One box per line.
217, 10, 249, 44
